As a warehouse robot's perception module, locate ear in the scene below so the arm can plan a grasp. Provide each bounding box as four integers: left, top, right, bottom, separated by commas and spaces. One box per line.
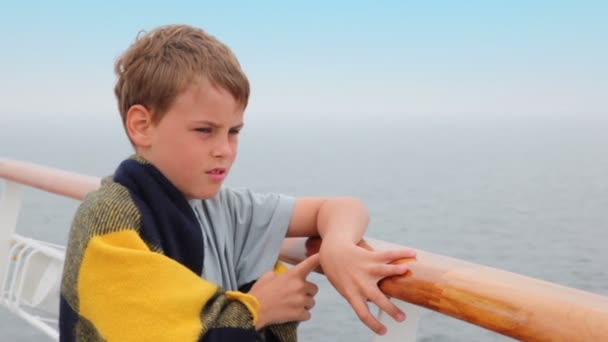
125, 105, 154, 148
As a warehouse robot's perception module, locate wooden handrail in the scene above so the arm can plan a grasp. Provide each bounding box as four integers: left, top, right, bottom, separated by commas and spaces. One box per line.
282, 238, 608, 341
2, 158, 608, 341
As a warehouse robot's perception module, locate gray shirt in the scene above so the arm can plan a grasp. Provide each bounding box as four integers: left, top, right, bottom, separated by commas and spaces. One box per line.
189, 187, 296, 291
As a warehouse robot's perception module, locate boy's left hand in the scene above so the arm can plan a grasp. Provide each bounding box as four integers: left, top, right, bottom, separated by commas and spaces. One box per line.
319, 239, 416, 335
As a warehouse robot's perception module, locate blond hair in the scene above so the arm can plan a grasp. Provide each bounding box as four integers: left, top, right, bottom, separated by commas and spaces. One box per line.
114, 24, 249, 125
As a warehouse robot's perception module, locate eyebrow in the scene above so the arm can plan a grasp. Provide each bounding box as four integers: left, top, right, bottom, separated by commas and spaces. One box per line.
193, 120, 244, 129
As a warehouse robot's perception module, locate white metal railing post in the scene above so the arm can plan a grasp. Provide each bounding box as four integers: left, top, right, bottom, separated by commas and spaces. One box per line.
373, 299, 422, 342
0, 180, 24, 285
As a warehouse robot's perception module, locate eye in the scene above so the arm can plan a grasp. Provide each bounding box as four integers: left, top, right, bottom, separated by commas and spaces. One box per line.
195, 127, 212, 134
229, 128, 241, 135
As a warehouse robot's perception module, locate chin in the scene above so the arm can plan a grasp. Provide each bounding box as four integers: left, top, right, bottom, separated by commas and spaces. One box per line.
196, 187, 222, 199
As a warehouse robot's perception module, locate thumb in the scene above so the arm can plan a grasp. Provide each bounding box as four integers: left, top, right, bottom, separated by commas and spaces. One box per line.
290, 253, 321, 278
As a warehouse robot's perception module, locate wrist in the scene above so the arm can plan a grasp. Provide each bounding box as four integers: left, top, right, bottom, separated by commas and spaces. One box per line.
254, 316, 266, 330
321, 232, 359, 248
225, 291, 261, 328
249, 293, 267, 330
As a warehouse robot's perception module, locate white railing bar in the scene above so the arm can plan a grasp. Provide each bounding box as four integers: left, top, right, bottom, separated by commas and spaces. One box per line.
8, 307, 59, 341
13, 235, 65, 261
5, 241, 29, 306
15, 246, 41, 308
0, 181, 23, 283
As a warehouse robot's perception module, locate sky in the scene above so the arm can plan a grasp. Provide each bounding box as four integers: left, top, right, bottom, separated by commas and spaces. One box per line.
0, 0, 606, 119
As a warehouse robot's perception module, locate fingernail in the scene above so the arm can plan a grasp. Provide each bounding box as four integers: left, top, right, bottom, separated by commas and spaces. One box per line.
396, 312, 406, 321
378, 327, 387, 335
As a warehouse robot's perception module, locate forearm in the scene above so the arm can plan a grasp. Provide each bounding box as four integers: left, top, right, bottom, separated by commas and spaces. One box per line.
314, 198, 415, 336
317, 197, 369, 244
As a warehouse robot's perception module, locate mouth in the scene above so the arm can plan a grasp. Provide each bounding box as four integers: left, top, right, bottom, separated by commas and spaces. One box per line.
206, 168, 227, 181
206, 168, 226, 175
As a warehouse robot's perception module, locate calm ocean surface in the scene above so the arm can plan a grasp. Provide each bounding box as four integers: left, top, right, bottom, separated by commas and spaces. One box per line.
1, 114, 607, 341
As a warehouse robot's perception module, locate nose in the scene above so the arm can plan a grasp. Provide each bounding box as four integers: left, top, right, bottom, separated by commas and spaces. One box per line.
211, 135, 233, 158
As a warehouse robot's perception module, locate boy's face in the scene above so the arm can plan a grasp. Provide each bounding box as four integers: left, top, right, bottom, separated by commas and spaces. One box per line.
141, 80, 244, 199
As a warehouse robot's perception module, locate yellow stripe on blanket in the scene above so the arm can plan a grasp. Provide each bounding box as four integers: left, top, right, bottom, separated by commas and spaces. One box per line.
78, 229, 217, 341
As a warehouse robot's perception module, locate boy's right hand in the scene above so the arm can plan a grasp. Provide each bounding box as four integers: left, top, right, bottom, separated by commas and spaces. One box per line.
249, 253, 320, 330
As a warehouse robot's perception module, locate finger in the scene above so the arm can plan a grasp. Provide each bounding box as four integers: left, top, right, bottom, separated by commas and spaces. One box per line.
369, 290, 405, 322
375, 249, 416, 263
305, 281, 319, 296
298, 310, 312, 322
304, 297, 315, 310
290, 253, 321, 278
350, 296, 386, 335
371, 263, 409, 277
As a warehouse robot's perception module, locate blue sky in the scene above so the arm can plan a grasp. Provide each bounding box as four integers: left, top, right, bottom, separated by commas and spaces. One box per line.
0, 1, 606, 119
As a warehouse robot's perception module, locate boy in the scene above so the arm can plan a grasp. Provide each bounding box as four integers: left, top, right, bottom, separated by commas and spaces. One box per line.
59, 24, 415, 341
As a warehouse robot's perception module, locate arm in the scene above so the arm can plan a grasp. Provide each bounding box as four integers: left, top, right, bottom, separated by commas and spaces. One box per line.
286, 197, 417, 335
